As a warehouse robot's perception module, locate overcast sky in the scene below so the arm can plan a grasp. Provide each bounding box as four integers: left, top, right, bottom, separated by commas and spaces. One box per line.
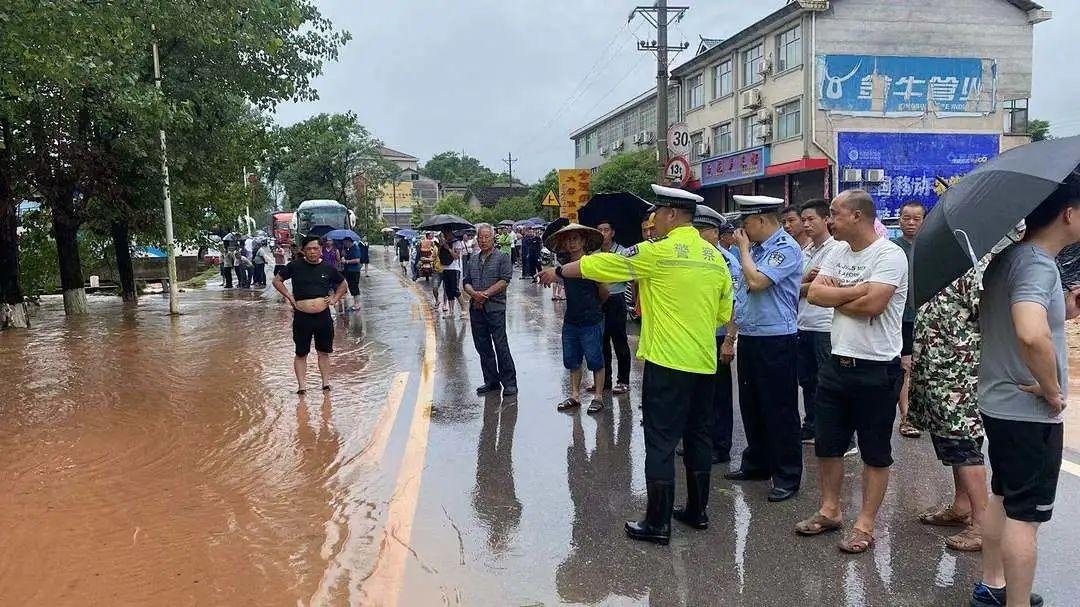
274, 0, 1080, 184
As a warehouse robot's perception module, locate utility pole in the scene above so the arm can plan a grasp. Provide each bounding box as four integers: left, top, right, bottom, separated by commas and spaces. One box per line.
631, 2, 690, 182
502, 152, 518, 186
152, 24, 180, 315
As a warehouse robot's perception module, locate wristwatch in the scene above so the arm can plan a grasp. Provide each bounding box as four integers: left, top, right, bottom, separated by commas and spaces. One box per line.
555, 266, 564, 278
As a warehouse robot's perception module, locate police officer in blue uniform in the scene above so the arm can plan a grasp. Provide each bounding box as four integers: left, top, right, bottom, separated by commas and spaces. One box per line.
725, 195, 805, 502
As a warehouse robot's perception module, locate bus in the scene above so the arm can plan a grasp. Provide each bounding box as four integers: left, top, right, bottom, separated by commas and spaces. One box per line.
270, 211, 294, 245
290, 199, 355, 240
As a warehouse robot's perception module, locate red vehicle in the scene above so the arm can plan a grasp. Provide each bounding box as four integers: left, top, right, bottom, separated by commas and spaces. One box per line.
271, 211, 294, 246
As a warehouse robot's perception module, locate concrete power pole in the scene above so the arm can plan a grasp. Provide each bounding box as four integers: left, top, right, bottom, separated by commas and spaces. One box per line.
632, 2, 690, 182
503, 153, 518, 186
152, 24, 180, 315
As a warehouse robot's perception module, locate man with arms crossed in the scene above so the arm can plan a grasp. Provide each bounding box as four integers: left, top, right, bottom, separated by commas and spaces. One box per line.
969, 175, 1080, 607
273, 235, 348, 395
795, 189, 907, 554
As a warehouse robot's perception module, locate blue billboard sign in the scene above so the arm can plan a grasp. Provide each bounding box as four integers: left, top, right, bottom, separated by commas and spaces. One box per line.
818, 55, 991, 116
837, 131, 1000, 219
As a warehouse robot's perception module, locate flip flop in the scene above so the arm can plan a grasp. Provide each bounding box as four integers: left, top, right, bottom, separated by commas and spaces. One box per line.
918, 504, 971, 527
838, 527, 876, 554
794, 513, 844, 536
322, 385, 331, 392
556, 398, 581, 411
587, 399, 604, 414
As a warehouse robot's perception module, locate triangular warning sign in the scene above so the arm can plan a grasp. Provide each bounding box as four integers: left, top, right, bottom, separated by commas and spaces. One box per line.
542, 190, 560, 207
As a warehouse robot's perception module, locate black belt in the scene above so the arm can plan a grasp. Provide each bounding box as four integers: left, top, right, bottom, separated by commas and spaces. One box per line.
833, 355, 899, 368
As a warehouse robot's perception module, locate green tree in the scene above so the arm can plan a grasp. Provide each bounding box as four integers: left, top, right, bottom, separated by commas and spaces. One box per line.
410, 204, 425, 227
421, 151, 501, 186
490, 196, 541, 222
528, 169, 560, 208
1028, 119, 1052, 142
434, 193, 471, 217
590, 149, 657, 201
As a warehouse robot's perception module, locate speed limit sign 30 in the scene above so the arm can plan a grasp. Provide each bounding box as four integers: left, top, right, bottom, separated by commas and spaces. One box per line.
667, 122, 691, 157
664, 156, 691, 187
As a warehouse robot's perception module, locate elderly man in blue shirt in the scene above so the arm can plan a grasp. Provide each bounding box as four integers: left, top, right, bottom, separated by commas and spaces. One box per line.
724, 195, 805, 503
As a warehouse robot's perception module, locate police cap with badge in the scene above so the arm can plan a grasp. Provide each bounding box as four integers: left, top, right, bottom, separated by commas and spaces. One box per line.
692, 204, 735, 233
648, 183, 704, 211
732, 194, 786, 217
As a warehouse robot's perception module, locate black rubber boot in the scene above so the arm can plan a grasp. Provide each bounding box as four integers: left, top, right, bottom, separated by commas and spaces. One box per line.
672, 470, 711, 530
625, 480, 674, 545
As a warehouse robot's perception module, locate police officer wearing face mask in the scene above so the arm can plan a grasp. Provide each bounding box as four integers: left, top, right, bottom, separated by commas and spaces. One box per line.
726, 195, 805, 502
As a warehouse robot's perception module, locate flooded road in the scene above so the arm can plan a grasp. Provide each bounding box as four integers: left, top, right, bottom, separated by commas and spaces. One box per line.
2, 249, 1080, 606
0, 266, 431, 605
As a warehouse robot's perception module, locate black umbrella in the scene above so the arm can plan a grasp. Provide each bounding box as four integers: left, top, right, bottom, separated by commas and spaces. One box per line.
578, 191, 651, 247
418, 214, 473, 232
912, 135, 1080, 306
498, 219, 515, 227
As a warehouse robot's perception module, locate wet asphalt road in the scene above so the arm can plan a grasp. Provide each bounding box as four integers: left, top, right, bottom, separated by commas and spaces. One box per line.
2, 248, 1080, 606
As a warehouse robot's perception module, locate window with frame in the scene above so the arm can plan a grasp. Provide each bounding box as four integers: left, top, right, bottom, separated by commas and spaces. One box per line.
621, 113, 632, 138
743, 44, 764, 87
776, 100, 801, 139
690, 132, 704, 162
575, 138, 582, 158
585, 132, 595, 154
641, 105, 656, 134
776, 25, 801, 72
1005, 98, 1029, 135
713, 60, 733, 99
712, 123, 732, 155
686, 73, 704, 110
741, 115, 762, 149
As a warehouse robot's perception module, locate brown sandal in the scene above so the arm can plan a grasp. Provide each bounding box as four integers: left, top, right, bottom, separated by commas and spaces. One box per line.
918, 504, 971, 527
794, 513, 844, 536
556, 397, 581, 411
899, 418, 922, 438
945, 526, 983, 552
838, 527, 875, 554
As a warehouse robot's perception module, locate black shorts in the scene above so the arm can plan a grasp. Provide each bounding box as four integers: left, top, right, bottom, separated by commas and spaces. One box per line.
983, 414, 1062, 523
930, 434, 985, 467
345, 271, 361, 296
442, 269, 460, 300
814, 356, 903, 467
292, 309, 334, 356
901, 321, 915, 357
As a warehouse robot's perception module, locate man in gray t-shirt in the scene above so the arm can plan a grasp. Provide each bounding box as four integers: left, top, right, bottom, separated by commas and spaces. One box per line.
968, 176, 1080, 607
978, 243, 1067, 423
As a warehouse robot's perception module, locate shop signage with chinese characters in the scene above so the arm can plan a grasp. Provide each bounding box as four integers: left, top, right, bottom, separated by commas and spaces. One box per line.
700, 147, 770, 186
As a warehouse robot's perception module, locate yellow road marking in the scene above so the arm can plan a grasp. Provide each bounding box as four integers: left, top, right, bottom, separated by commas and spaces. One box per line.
363, 277, 438, 606
310, 372, 410, 605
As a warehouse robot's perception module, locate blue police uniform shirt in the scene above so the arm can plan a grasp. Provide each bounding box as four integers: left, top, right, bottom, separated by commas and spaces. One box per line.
739, 226, 803, 337
717, 245, 745, 337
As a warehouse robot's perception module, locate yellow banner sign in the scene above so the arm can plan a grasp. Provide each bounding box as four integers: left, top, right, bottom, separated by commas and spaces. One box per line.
557, 169, 591, 222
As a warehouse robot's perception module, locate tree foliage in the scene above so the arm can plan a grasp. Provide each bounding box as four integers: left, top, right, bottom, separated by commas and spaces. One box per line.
420, 151, 523, 187
1028, 119, 1052, 142
590, 149, 657, 201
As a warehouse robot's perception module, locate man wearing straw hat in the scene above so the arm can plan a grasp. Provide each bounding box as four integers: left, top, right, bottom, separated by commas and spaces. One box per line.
540, 184, 733, 545
546, 223, 609, 415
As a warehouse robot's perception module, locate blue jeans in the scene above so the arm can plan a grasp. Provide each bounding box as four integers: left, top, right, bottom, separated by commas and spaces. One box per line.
562, 322, 604, 371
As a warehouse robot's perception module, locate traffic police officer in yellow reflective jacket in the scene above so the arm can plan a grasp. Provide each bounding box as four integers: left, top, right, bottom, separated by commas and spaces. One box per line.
540, 184, 733, 545
725, 195, 806, 503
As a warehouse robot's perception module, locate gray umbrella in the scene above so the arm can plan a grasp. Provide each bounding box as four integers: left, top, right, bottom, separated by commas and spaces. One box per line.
911, 135, 1080, 307
417, 214, 473, 232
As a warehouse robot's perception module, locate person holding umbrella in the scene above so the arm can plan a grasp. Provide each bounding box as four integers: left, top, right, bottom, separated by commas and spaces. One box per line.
438, 228, 468, 319
539, 184, 733, 545
546, 224, 608, 414
340, 236, 364, 311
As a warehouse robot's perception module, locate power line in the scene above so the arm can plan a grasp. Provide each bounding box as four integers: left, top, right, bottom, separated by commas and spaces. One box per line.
502, 152, 519, 186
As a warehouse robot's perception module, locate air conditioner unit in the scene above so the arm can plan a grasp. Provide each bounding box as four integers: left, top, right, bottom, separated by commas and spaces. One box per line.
742, 89, 763, 109
866, 169, 886, 183
612, 139, 625, 151
633, 132, 644, 145
842, 168, 863, 182
599, 146, 609, 157
639, 130, 655, 144
757, 109, 773, 123
696, 141, 710, 157
758, 57, 773, 77
758, 125, 772, 140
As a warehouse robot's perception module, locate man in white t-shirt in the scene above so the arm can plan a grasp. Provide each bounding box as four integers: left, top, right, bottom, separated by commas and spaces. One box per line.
438, 229, 469, 318
796, 199, 845, 444
794, 189, 908, 555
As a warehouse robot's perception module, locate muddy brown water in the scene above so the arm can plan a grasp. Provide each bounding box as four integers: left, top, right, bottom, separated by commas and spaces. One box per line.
0, 289, 412, 605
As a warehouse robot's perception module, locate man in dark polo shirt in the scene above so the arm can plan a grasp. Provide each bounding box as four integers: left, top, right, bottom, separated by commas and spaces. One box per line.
272, 235, 347, 395
463, 223, 518, 397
